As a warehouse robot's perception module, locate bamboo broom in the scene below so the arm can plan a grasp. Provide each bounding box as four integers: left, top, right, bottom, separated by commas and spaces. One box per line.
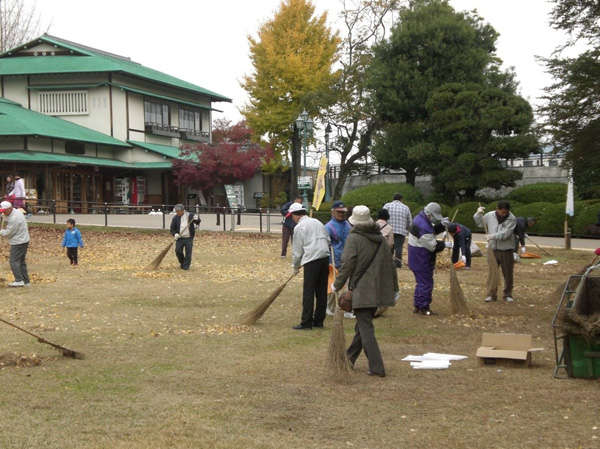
446, 209, 469, 315
0, 317, 84, 359
241, 274, 296, 325
325, 252, 353, 380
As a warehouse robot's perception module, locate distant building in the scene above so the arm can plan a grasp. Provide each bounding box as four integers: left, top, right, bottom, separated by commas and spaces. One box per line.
0, 34, 248, 212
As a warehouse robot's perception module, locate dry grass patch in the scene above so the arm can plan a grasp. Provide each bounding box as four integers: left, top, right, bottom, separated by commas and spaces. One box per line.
0, 226, 598, 448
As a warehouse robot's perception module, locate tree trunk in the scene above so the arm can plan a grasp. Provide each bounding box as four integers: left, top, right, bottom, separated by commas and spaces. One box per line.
333, 164, 351, 200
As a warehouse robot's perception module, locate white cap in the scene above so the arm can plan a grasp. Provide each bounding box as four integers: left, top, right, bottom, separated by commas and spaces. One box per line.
424, 202, 443, 220
0, 201, 13, 212
348, 205, 373, 226
287, 203, 306, 215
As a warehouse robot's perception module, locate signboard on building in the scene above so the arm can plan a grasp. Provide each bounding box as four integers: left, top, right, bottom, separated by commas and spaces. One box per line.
297, 176, 312, 189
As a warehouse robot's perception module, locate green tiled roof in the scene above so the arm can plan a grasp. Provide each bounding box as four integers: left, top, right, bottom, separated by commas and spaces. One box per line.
133, 161, 173, 169
0, 97, 130, 147
129, 141, 182, 158
0, 150, 133, 168
1, 35, 232, 103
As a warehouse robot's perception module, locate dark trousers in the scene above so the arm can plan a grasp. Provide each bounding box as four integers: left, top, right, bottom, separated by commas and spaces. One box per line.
412, 265, 434, 310
66, 247, 79, 265
393, 234, 406, 267
175, 237, 194, 270
347, 307, 385, 375
300, 256, 329, 328
451, 237, 472, 267
281, 225, 294, 257
487, 249, 514, 299
9, 242, 29, 283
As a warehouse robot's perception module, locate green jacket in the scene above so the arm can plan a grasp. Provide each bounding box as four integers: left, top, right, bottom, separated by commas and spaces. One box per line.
333, 223, 398, 309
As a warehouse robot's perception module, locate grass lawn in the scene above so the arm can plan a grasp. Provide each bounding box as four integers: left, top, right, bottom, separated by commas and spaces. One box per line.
0, 225, 598, 448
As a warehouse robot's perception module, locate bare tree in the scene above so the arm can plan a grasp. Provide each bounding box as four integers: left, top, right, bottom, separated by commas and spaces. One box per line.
0, 0, 47, 52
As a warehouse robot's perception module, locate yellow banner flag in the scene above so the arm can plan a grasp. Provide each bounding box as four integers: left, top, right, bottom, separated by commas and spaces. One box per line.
312, 155, 328, 211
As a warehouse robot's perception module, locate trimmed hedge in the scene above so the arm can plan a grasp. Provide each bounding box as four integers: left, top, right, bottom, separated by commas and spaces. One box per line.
340, 183, 424, 212
506, 183, 569, 204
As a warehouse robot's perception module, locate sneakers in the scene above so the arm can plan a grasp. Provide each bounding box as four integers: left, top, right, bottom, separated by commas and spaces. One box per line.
484, 296, 497, 302
413, 307, 437, 315
7, 281, 24, 287
505, 296, 514, 303
326, 308, 335, 316
344, 312, 355, 319
24, 283, 31, 287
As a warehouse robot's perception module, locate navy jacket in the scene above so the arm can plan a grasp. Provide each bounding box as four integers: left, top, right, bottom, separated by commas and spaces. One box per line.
170, 212, 201, 238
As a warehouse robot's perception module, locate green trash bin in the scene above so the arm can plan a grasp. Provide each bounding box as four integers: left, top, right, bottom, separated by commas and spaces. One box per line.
564, 334, 600, 379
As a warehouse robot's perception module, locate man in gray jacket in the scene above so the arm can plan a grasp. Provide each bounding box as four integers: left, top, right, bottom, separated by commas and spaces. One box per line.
0, 201, 30, 287
332, 206, 399, 377
473, 201, 517, 303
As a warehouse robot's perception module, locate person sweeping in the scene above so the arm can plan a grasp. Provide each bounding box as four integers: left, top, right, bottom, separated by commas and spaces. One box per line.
170, 204, 201, 270
331, 206, 398, 378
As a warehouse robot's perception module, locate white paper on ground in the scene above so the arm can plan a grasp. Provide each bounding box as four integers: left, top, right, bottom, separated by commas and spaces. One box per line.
543, 260, 558, 265
410, 360, 451, 369
423, 352, 468, 361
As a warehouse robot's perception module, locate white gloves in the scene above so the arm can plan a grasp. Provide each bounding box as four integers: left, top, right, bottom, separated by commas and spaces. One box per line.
193, 213, 200, 221
444, 241, 453, 249
441, 217, 450, 225
292, 267, 300, 276
331, 284, 337, 293
174, 233, 180, 240
394, 291, 400, 303
485, 234, 495, 241
461, 255, 467, 264
524, 233, 529, 238
521, 246, 526, 254
476, 206, 485, 215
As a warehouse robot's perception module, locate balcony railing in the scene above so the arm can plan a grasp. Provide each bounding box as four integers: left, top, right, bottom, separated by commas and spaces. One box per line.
179, 129, 210, 142
145, 122, 180, 137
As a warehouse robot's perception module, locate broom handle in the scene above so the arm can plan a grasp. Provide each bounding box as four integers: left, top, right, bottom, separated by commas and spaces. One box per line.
0, 316, 57, 345
525, 235, 553, 256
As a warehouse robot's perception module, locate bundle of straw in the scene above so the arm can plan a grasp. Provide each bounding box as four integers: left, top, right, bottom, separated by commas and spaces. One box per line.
449, 264, 470, 315
241, 274, 296, 325
480, 204, 500, 298
325, 301, 353, 381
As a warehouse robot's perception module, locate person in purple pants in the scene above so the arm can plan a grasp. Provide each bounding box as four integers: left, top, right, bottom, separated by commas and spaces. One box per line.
407, 202, 447, 315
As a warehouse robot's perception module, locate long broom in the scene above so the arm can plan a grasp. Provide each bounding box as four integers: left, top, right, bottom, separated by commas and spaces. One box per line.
241, 274, 296, 325
146, 220, 193, 271
0, 317, 84, 359
445, 210, 469, 315
480, 204, 500, 299
526, 235, 553, 256
325, 252, 353, 380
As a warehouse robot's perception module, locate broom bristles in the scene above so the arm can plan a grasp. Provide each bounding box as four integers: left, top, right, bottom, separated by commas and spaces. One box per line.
146, 241, 175, 271
486, 248, 500, 296
325, 301, 353, 382
241, 276, 294, 325
449, 265, 470, 316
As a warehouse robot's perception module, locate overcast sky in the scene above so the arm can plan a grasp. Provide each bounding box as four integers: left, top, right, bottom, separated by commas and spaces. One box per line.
35, 0, 565, 123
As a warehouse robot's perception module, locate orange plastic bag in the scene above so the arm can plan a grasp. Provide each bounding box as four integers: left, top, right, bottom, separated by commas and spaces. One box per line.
521, 251, 542, 259
327, 264, 339, 293
453, 261, 466, 269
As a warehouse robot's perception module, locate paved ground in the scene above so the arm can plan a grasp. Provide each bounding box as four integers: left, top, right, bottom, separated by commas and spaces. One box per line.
28, 211, 600, 251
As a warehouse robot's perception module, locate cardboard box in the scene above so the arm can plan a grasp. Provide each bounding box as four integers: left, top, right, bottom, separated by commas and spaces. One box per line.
476, 333, 543, 366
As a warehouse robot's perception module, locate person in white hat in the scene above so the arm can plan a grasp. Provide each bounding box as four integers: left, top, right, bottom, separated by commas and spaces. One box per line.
290, 202, 331, 330
407, 202, 447, 315
0, 200, 31, 287
332, 205, 399, 377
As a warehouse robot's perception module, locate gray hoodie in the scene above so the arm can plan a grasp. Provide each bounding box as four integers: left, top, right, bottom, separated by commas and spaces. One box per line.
0, 208, 30, 245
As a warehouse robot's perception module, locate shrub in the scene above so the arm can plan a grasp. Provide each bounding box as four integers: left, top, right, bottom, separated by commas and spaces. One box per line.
511, 202, 555, 235
506, 183, 568, 204
340, 183, 424, 214
572, 201, 600, 236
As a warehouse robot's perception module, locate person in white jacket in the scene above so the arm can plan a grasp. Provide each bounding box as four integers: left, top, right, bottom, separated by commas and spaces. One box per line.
0, 200, 31, 287
8, 175, 25, 209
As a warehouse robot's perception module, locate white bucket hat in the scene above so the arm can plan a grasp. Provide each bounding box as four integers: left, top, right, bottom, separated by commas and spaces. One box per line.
348, 205, 373, 226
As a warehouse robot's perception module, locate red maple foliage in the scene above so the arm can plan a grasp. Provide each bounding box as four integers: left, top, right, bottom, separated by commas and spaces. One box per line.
173, 142, 272, 190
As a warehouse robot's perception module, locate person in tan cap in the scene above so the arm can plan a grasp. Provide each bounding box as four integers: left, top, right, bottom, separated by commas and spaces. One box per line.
332, 205, 398, 377
0, 200, 31, 287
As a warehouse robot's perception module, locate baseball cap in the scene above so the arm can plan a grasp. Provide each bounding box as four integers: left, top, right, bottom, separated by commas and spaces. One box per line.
0, 201, 13, 212
331, 200, 347, 212
286, 202, 306, 216
424, 202, 443, 221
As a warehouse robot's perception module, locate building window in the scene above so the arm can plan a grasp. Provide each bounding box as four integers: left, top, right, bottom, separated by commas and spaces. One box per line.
144, 100, 169, 126
65, 142, 85, 155
523, 160, 533, 167
39, 91, 88, 115
179, 108, 201, 132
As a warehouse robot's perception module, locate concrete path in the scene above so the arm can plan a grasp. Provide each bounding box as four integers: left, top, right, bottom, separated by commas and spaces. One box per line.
28, 212, 600, 251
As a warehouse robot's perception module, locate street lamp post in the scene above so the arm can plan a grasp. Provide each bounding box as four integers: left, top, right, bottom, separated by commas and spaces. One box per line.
324, 123, 332, 202
295, 110, 313, 209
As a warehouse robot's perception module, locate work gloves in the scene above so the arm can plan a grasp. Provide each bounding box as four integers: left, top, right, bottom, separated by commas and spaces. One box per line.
292, 267, 300, 276
444, 241, 453, 249
461, 255, 467, 264
193, 213, 200, 221
331, 283, 337, 293
174, 233, 180, 240
485, 234, 495, 241
521, 246, 526, 254
441, 217, 450, 225
476, 206, 485, 215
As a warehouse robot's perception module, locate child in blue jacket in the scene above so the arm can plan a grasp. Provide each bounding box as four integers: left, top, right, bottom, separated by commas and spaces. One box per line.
62, 218, 84, 266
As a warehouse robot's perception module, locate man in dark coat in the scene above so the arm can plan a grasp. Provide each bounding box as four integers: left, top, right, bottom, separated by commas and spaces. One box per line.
447, 222, 472, 269
280, 196, 303, 258
407, 202, 446, 315
514, 217, 536, 256
170, 204, 201, 270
